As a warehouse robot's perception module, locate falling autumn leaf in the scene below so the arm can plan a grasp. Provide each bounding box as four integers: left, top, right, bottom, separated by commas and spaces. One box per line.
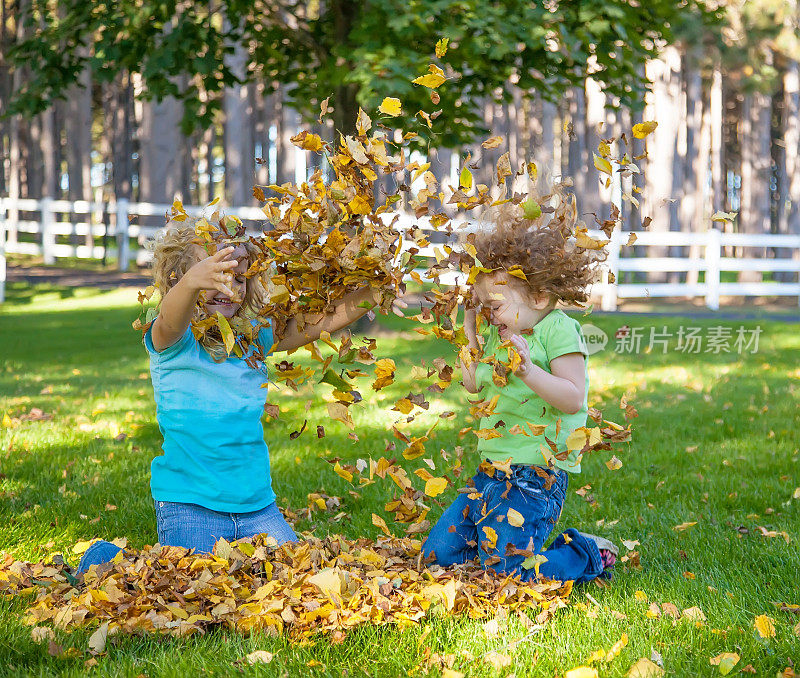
632, 121, 658, 138
379, 97, 402, 116
425, 477, 448, 498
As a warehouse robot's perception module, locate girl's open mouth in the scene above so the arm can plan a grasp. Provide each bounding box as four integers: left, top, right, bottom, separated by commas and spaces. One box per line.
211, 298, 233, 306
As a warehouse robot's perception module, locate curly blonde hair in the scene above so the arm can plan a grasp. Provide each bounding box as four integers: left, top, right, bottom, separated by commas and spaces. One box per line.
466, 181, 605, 307
148, 218, 269, 358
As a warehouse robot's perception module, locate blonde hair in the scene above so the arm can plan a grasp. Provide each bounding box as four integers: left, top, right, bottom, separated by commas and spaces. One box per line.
148, 218, 269, 359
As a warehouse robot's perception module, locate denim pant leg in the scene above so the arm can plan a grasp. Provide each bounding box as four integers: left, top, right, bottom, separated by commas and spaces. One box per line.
422, 471, 493, 566
155, 501, 236, 553
235, 501, 297, 544
539, 528, 604, 584
76, 540, 125, 574
477, 468, 562, 580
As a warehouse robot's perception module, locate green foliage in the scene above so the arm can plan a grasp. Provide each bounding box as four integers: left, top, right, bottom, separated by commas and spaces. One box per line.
8, 0, 718, 143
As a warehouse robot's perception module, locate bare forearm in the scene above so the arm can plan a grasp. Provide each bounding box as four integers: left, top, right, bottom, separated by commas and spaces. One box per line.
152, 277, 199, 349
274, 286, 378, 352
460, 356, 478, 393
518, 366, 584, 414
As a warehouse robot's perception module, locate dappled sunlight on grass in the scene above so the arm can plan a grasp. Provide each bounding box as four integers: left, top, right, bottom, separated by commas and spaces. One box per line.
1, 285, 799, 676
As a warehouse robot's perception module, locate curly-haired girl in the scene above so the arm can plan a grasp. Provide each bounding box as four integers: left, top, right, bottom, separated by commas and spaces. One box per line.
78, 217, 403, 573
423, 184, 618, 583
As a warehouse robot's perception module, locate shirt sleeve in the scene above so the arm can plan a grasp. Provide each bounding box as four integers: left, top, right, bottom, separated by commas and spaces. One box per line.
544, 313, 588, 363
144, 323, 195, 360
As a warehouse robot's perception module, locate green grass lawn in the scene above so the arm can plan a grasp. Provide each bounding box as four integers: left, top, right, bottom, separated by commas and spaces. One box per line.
1, 283, 798, 677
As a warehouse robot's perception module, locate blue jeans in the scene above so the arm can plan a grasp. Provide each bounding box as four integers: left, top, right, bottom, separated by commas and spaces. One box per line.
77, 500, 296, 574
422, 465, 603, 583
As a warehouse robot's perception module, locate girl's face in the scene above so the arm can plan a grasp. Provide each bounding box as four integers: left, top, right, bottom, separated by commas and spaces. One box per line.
201, 243, 249, 319
473, 272, 553, 337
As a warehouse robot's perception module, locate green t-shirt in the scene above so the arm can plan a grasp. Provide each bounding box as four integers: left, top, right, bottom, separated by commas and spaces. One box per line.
474, 309, 589, 473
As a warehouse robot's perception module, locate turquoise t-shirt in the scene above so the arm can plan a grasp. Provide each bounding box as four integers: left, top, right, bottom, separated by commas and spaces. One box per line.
144, 322, 276, 512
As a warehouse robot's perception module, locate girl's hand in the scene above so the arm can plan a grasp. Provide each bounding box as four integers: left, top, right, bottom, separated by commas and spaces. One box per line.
507, 334, 534, 377
390, 296, 408, 317
183, 246, 239, 298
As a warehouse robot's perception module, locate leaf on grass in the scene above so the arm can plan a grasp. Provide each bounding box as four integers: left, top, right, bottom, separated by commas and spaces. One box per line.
710, 653, 739, 675
605, 455, 622, 471
88, 621, 109, 654
627, 658, 665, 678
245, 650, 275, 665
673, 521, 697, 531
754, 614, 776, 638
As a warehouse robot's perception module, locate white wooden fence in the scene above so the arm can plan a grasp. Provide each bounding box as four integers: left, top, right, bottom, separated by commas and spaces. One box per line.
1, 196, 799, 310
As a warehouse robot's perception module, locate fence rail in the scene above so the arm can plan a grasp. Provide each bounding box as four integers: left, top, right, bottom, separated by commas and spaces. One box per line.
1, 196, 799, 309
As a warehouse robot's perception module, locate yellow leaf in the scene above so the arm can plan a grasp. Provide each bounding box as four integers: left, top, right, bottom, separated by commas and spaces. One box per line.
333, 462, 353, 483
711, 210, 737, 222
634, 590, 648, 602
372, 513, 391, 536
673, 521, 697, 531
627, 658, 665, 678
482, 525, 498, 550
412, 72, 447, 89
632, 121, 658, 138
425, 477, 448, 498
606, 455, 623, 471
593, 153, 613, 176
348, 194, 372, 215
327, 402, 354, 429
290, 130, 323, 152
379, 97, 402, 116
506, 508, 524, 527
245, 651, 274, 665
565, 668, 599, 678
435, 38, 449, 58
481, 136, 503, 149
710, 653, 740, 675
566, 428, 588, 451
575, 227, 609, 250
604, 633, 628, 662
308, 567, 342, 597
459, 166, 473, 191
216, 312, 235, 355
754, 614, 776, 638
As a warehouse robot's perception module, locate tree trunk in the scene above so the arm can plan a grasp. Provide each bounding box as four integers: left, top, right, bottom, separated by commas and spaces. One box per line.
738, 90, 772, 283
778, 60, 800, 280
681, 48, 703, 286
106, 74, 134, 200
139, 95, 183, 216
710, 67, 725, 214
276, 93, 297, 186
644, 46, 681, 282
584, 78, 605, 221
224, 40, 255, 206
567, 85, 590, 216
66, 67, 93, 246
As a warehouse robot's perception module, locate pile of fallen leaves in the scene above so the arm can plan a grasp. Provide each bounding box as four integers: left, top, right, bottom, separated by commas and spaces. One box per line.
1, 535, 572, 648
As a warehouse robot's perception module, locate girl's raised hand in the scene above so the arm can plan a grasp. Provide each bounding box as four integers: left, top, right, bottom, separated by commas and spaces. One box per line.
507, 334, 534, 377
183, 246, 239, 298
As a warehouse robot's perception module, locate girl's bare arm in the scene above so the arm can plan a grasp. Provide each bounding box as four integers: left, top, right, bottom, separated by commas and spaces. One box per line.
460, 308, 480, 393
151, 247, 238, 352
273, 286, 405, 353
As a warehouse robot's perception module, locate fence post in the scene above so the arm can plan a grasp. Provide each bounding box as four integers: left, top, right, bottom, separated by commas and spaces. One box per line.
601, 230, 620, 311
41, 197, 56, 265
116, 198, 130, 271
0, 197, 6, 303
705, 228, 721, 311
